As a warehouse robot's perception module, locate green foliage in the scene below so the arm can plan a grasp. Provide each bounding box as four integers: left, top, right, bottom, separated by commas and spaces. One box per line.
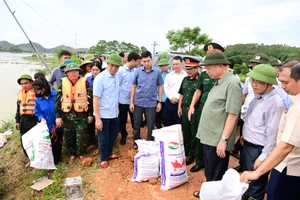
224, 43, 300, 65
234, 64, 242, 74
89, 40, 140, 54
32, 54, 37, 58
239, 74, 247, 83
9, 45, 22, 53
166, 26, 212, 54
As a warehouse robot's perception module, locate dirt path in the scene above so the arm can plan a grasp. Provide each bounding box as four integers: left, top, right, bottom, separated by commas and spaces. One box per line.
67, 123, 240, 200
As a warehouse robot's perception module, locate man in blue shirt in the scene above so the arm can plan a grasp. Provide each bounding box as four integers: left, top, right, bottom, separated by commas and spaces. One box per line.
93, 53, 122, 168
49, 50, 71, 88
117, 52, 141, 145
130, 51, 163, 147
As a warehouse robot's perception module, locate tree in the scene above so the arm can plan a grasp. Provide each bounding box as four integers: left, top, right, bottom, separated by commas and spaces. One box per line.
89, 40, 140, 54
166, 26, 212, 55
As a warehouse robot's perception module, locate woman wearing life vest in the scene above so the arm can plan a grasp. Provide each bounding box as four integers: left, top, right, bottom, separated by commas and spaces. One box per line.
32, 77, 63, 165
15, 74, 38, 169
55, 63, 94, 166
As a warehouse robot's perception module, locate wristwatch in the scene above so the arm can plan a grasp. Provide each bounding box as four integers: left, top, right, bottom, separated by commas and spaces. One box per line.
158, 101, 162, 103
221, 135, 228, 142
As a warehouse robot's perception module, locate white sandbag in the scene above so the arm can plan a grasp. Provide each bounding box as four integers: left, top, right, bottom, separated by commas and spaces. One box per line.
200, 168, 249, 200
132, 140, 160, 182
22, 122, 56, 170
0, 134, 7, 148
152, 124, 188, 190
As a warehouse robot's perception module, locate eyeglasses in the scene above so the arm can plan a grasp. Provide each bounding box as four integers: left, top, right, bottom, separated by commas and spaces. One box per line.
250, 78, 266, 85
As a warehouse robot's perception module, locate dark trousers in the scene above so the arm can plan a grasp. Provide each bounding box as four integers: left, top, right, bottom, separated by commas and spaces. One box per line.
20, 115, 38, 158
51, 128, 63, 164
155, 101, 165, 128
233, 119, 244, 168
164, 99, 181, 126
119, 103, 134, 138
268, 168, 300, 200
97, 118, 119, 161
133, 105, 156, 142
87, 116, 96, 146
182, 107, 198, 157
203, 144, 230, 181
242, 141, 269, 200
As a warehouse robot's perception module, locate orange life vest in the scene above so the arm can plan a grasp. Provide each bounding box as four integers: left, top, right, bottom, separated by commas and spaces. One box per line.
61, 77, 89, 113
18, 88, 36, 115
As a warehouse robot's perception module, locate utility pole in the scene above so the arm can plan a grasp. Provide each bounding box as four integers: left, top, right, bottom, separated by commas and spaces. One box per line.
151, 41, 159, 54
3, 0, 51, 74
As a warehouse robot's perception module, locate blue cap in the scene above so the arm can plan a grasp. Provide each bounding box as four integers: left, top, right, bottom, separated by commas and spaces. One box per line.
60, 59, 73, 68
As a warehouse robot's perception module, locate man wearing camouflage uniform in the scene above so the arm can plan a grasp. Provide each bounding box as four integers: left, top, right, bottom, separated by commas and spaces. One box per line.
55, 63, 93, 165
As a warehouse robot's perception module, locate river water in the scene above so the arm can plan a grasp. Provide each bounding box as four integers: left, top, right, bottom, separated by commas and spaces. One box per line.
0, 52, 43, 123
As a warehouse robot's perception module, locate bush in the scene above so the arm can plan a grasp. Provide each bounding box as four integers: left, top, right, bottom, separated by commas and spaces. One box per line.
234, 64, 241, 74
31, 54, 37, 57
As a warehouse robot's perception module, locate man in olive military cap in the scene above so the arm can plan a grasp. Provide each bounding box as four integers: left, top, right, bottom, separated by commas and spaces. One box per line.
55, 63, 94, 166
269, 58, 282, 76
197, 50, 243, 182
94, 53, 123, 168
155, 58, 170, 128
15, 74, 38, 169
240, 64, 285, 200
177, 57, 201, 169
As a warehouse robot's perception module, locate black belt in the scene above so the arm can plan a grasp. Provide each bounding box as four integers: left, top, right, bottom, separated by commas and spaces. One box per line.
244, 140, 263, 148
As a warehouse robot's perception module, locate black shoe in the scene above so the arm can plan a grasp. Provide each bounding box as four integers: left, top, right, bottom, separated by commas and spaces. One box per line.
120, 137, 126, 145
190, 165, 204, 172
193, 191, 200, 198
234, 165, 243, 172
186, 156, 195, 166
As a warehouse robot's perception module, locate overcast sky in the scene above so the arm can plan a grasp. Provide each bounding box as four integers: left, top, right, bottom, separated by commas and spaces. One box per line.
1, 0, 300, 52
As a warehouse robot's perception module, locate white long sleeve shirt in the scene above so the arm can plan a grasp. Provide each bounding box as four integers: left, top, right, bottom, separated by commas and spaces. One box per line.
164, 71, 187, 100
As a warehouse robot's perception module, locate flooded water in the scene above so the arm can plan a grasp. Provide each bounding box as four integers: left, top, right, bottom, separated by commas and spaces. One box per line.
0, 52, 44, 123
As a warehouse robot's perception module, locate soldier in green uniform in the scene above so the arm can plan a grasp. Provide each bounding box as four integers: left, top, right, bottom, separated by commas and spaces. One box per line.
178, 57, 201, 167
188, 42, 224, 174
55, 63, 94, 165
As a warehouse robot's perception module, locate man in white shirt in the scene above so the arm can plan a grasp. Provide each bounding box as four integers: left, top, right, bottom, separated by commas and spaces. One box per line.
163, 56, 187, 126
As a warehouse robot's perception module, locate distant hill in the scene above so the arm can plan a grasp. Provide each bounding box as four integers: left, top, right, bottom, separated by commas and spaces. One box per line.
0, 40, 89, 53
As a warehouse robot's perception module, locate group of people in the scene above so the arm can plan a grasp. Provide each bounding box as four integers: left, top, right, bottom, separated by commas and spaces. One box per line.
15, 43, 300, 200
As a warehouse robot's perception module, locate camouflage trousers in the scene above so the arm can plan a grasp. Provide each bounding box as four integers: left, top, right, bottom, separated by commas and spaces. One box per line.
63, 114, 88, 156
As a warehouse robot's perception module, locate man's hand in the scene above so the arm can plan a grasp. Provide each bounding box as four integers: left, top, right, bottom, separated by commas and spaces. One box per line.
56, 118, 63, 127
130, 103, 135, 113
240, 136, 244, 146
240, 171, 260, 183
156, 103, 161, 112
87, 116, 94, 124
41, 118, 47, 123
95, 118, 103, 131
178, 107, 182, 118
170, 97, 179, 104
188, 107, 195, 121
15, 123, 20, 130
253, 158, 263, 170
217, 140, 227, 158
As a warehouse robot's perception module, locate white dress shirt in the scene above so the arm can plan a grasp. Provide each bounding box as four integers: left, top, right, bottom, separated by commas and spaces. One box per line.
164, 71, 187, 100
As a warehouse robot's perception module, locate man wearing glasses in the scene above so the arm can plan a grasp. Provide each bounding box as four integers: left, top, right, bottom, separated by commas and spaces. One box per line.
240, 64, 285, 200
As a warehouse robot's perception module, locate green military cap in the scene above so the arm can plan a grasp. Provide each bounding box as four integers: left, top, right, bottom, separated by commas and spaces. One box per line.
93, 52, 102, 57
85, 54, 94, 61
250, 53, 269, 64
65, 63, 81, 72
202, 51, 230, 65
158, 58, 169, 66
247, 64, 277, 85
59, 59, 73, 69
106, 53, 122, 66
269, 58, 282, 66
204, 42, 225, 53
183, 57, 199, 69
17, 74, 33, 85
141, 46, 148, 52
158, 53, 168, 61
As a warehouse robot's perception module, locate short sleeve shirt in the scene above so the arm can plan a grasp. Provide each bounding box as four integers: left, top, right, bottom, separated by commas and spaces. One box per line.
275, 94, 300, 176
197, 71, 243, 151
178, 73, 200, 107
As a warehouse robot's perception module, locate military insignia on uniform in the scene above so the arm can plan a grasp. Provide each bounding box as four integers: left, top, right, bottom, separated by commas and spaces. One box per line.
255, 56, 261, 60
208, 45, 213, 51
